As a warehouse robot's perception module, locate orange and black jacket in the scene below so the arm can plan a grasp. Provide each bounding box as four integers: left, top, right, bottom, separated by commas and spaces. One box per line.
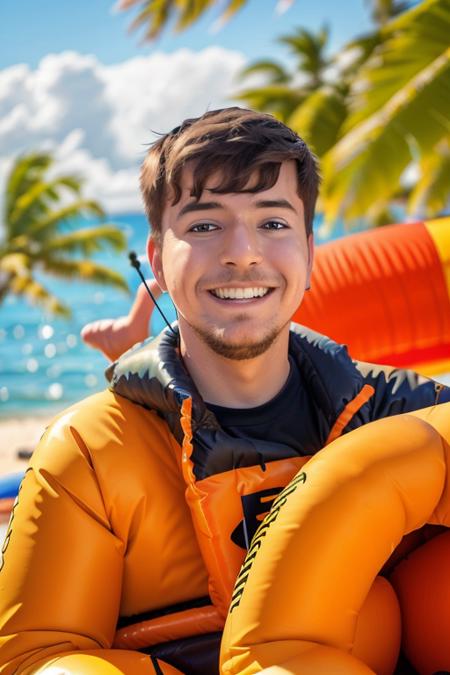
0, 323, 448, 674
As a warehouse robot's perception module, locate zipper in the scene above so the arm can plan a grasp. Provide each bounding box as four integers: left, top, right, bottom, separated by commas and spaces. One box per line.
435, 383, 445, 405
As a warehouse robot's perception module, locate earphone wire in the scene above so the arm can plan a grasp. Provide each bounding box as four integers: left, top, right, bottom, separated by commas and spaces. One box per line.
128, 251, 177, 335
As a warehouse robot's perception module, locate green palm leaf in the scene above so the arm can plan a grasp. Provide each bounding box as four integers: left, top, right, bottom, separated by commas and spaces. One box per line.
408, 141, 450, 218
345, 0, 450, 130
240, 60, 291, 85
119, 0, 280, 40
8, 176, 83, 235
288, 88, 348, 156
41, 258, 129, 292
26, 200, 106, 238
10, 274, 71, 318
322, 44, 450, 226
44, 226, 127, 256
237, 84, 307, 121
1, 152, 128, 316
279, 24, 330, 88
5, 153, 53, 221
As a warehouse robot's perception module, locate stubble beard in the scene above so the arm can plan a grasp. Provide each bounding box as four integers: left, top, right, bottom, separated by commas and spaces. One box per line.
188, 316, 289, 361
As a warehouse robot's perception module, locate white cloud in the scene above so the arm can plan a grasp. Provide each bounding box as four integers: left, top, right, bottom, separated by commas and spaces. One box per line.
0, 47, 246, 216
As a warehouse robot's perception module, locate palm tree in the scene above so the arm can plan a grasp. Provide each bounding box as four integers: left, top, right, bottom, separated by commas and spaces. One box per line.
235, 25, 347, 158
0, 153, 129, 317
117, 0, 450, 229
235, 25, 332, 120
118, 0, 250, 41
321, 0, 450, 228
237, 0, 449, 228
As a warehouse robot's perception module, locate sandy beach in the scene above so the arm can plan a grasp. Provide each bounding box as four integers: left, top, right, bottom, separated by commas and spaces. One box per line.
0, 415, 54, 476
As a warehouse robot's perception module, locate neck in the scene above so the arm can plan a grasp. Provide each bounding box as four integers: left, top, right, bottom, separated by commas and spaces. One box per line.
178, 323, 291, 408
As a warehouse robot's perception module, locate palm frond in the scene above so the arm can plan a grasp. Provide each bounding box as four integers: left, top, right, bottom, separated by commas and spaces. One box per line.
5, 153, 53, 221
43, 226, 127, 256
321, 45, 450, 227
0, 252, 31, 276
408, 141, 450, 218
11, 274, 71, 317
8, 176, 84, 234
41, 258, 129, 292
26, 200, 106, 239
121, 0, 261, 41
288, 88, 347, 157
345, 0, 450, 130
239, 60, 290, 85
236, 85, 307, 121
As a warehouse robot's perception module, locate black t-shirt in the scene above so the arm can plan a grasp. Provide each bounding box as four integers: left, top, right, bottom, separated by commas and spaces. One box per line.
205, 357, 317, 456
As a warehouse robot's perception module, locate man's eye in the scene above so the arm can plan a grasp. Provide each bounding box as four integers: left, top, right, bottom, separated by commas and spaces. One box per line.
189, 223, 218, 233
261, 221, 288, 230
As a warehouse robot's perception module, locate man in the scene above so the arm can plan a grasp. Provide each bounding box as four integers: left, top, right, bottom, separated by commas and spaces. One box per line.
0, 107, 449, 675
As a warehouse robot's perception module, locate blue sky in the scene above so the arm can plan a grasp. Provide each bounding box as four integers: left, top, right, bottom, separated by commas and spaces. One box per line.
1, 0, 373, 69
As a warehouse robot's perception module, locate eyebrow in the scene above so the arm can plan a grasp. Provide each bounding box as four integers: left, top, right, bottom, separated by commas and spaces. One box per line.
178, 198, 297, 217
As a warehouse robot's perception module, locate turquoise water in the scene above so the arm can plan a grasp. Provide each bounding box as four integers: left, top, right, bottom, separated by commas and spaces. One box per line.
0, 214, 175, 418
0, 213, 348, 419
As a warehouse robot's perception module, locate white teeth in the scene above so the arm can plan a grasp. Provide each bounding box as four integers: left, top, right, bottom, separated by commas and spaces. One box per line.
211, 287, 270, 299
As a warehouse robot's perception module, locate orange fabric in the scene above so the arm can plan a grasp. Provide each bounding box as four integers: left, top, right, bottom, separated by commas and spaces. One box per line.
352, 577, 401, 675
391, 529, 450, 674
180, 396, 195, 484
185, 457, 311, 616
293, 220, 450, 371
28, 650, 162, 674
113, 605, 223, 650
0, 391, 209, 674
220, 403, 450, 674
325, 384, 375, 445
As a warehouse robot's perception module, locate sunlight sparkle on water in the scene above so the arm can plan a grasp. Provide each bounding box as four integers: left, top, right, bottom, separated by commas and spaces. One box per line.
22, 343, 33, 355
44, 344, 56, 359
47, 383, 63, 400
0, 387, 9, 402
26, 358, 39, 373
39, 324, 54, 340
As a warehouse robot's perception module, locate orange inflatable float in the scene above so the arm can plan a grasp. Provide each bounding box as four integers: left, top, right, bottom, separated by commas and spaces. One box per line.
220, 402, 450, 675
294, 217, 450, 376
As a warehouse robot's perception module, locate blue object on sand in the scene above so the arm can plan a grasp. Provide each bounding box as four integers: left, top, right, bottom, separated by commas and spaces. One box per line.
0, 472, 24, 499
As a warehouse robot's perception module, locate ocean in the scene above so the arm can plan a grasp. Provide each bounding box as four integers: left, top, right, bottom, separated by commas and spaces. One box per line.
0, 212, 367, 420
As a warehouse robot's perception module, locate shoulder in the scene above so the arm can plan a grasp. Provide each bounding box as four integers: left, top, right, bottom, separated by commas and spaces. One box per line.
289, 324, 364, 408
33, 389, 176, 477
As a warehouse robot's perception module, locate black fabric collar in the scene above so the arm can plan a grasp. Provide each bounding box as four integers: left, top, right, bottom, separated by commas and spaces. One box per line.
106, 323, 364, 478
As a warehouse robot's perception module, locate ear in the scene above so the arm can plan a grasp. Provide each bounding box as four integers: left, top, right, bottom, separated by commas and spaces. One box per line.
147, 236, 168, 292
305, 234, 314, 290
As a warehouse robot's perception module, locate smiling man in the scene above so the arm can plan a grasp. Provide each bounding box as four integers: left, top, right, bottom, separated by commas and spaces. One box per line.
150, 159, 313, 408
1, 107, 449, 675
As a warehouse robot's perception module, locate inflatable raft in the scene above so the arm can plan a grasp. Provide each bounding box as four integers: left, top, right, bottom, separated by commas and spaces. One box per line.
220, 402, 450, 675
294, 217, 450, 376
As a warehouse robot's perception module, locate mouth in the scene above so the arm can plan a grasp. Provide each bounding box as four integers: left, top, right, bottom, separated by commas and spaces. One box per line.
208, 286, 274, 301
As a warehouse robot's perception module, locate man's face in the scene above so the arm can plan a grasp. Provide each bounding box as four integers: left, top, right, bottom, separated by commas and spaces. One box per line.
149, 160, 314, 360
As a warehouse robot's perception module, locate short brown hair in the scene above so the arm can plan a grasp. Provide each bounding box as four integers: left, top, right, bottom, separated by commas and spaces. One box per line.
140, 107, 319, 241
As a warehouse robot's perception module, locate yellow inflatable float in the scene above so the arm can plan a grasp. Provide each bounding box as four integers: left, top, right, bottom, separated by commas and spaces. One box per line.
220, 402, 450, 675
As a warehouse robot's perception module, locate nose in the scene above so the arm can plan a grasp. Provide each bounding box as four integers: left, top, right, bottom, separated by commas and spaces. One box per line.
219, 224, 263, 268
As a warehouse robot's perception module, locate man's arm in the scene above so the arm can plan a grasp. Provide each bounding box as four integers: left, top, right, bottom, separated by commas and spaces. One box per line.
0, 416, 158, 674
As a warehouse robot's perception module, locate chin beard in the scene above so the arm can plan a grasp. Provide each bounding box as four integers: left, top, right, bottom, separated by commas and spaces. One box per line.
190, 322, 285, 361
